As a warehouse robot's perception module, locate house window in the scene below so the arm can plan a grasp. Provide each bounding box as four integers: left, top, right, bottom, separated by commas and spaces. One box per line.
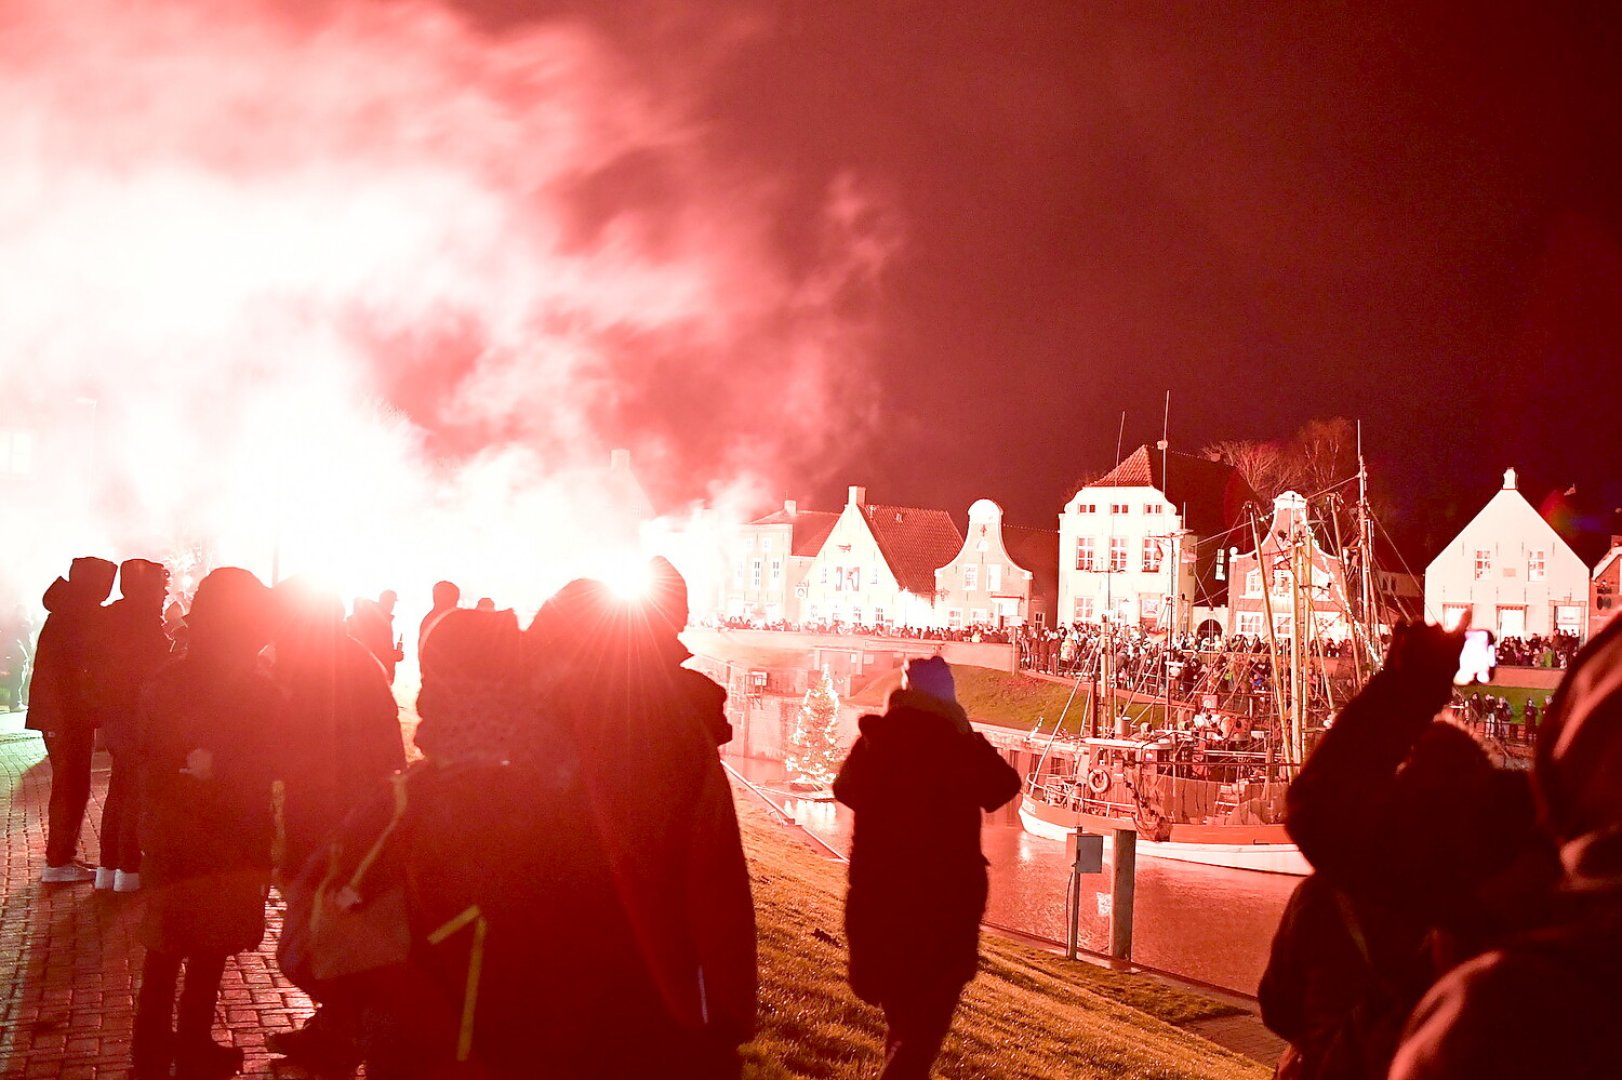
1142, 537, 1163, 573
1441, 604, 1471, 631
1245, 569, 1262, 598
963, 564, 978, 591
987, 564, 1002, 592
762, 536, 772, 552
769, 559, 782, 585
1528, 551, 1546, 582
1215, 547, 1227, 581
847, 567, 862, 592
1076, 503, 1097, 514
1273, 612, 1295, 637
832, 565, 844, 592
1073, 596, 1095, 621
1272, 569, 1291, 595
1555, 605, 1582, 635
1474, 550, 1492, 580
819, 565, 829, 585
1237, 612, 1264, 636
1075, 537, 1096, 571
1109, 536, 1128, 572
1111, 503, 1130, 514
948, 609, 963, 629
851, 606, 863, 625
1144, 504, 1164, 515
751, 559, 762, 588
873, 607, 885, 626
971, 608, 988, 625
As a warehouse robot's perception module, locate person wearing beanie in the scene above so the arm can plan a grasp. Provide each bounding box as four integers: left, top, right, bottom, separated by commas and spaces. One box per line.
133, 567, 279, 1080
1392, 618, 1622, 1079
833, 656, 1020, 1079
87, 559, 174, 892
28, 555, 118, 883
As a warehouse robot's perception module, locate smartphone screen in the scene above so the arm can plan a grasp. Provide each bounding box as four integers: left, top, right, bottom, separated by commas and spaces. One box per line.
1454, 629, 1497, 686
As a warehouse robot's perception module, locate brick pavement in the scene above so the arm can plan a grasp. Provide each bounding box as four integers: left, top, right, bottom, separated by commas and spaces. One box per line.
0, 717, 320, 1079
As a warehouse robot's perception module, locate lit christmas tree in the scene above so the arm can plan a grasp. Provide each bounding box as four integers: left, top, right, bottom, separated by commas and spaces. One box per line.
787, 667, 842, 788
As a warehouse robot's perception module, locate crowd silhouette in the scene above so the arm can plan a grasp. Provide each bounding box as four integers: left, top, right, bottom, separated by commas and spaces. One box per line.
12, 551, 1622, 1078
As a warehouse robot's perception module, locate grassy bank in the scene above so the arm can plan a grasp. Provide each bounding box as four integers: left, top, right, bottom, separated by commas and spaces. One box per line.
739, 799, 1264, 1079
849, 667, 1165, 735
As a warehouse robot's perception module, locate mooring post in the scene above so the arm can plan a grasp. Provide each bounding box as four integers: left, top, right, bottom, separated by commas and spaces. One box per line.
1109, 828, 1137, 964
1065, 827, 1103, 961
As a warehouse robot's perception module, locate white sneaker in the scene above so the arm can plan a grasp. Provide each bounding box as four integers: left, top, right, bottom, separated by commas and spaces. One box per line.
113, 870, 141, 893
94, 867, 116, 890
41, 863, 96, 884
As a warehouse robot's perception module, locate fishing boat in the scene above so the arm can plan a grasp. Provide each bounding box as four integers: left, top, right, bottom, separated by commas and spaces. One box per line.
1018, 453, 1396, 876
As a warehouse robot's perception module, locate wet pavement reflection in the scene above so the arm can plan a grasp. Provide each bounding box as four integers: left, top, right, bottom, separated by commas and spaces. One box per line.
730, 756, 1295, 994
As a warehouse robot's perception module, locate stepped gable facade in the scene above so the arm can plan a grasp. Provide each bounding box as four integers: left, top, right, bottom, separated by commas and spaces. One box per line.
1058, 446, 1259, 633
934, 499, 1058, 628
723, 499, 840, 623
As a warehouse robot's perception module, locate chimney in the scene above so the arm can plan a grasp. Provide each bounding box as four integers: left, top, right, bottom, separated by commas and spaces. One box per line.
848, 485, 866, 507
1503, 467, 1517, 491
783, 499, 798, 516
610, 448, 631, 471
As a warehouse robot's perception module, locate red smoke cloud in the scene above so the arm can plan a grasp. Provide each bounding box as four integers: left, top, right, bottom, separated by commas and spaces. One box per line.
0, 0, 895, 608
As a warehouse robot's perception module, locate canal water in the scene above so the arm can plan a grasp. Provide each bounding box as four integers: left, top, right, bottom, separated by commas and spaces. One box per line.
728, 756, 1296, 995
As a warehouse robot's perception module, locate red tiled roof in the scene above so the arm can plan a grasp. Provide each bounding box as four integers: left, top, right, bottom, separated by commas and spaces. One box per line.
1089, 445, 1259, 539
1001, 524, 1060, 583
749, 508, 841, 557
862, 504, 963, 595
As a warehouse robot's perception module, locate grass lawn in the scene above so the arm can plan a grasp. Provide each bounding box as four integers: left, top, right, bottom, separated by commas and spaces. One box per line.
739, 799, 1264, 1079
849, 667, 1166, 736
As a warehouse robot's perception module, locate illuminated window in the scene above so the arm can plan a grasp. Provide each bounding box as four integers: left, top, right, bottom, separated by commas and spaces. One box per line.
1474, 550, 1492, 580
948, 609, 963, 629
769, 559, 782, 585
1075, 503, 1097, 514
1441, 604, 1471, 631
1142, 537, 1162, 573
1073, 596, 1095, 621
963, 564, 978, 591
1528, 551, 1546, 582
751, 559, 762, 588
1245, 569, 1261, 598
1111, 503, 1130, 514
1109, 537, 1128, 572
1237, 612, 1264, 636
987, 564, 1002, 592
1076, 537, 1096, 571
873, 607, 885, 625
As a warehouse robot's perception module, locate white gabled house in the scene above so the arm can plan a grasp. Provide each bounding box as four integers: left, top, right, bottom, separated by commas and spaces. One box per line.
798, 486, 963, 629
1424, 468, 1590, 639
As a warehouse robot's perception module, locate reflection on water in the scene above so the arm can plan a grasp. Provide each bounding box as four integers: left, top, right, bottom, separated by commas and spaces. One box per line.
730, 756, 1294, 994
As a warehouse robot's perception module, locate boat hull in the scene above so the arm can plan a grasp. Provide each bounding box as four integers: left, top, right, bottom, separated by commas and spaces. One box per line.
1018, 796, 1310, 876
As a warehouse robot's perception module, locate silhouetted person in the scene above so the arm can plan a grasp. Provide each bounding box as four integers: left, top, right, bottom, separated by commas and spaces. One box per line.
413, 607, 524, 764
1266, 621, 1558, 1078
346, 592, 402, 684
833, 656, 1021, 1079
473, 596, 495, 612
28, 556, 117, 883
89, 558, 173, 892
416, 579, 460, 666
1, 601, 34, 710
133, 568, 280, 1080
530, 573, 757, 1076
265, 578, 405, 1070
1391, 618, 1622, 1079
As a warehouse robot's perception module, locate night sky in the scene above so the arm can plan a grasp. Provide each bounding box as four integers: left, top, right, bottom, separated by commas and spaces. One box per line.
463, 0, 1622, 555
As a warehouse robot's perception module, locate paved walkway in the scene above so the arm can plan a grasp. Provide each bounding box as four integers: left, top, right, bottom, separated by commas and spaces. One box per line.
0, 717, 319, 1079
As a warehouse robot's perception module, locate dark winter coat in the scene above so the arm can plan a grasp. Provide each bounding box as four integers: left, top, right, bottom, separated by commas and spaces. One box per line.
274, 633, 405, 872
87, 567, 173, 754
832, 689, 1021, 1003
138, 655, 281, 955
25, 558, 117, 735
1389, 830, 1622, 1080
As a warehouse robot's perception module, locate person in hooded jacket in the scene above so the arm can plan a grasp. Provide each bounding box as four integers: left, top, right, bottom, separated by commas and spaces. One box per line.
27, 556, 118, 883
1390, 617, 1622, 1079
87, 558, 173, 892
264, 578, 405, 1071
133, 568, 281, 1080
833, 656, 1021, 1079
529, 572, 757, 1077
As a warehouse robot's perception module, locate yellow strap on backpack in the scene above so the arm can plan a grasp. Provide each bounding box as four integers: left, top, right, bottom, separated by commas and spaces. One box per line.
428, 904, 488, 1062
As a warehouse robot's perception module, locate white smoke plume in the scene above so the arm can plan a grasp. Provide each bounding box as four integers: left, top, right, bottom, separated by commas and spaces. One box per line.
0, 0, 895, 612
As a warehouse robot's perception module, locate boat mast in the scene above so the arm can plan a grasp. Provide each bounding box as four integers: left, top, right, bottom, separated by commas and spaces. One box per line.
1250, 509, 1293, 764
1356, 423, 1382, 668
